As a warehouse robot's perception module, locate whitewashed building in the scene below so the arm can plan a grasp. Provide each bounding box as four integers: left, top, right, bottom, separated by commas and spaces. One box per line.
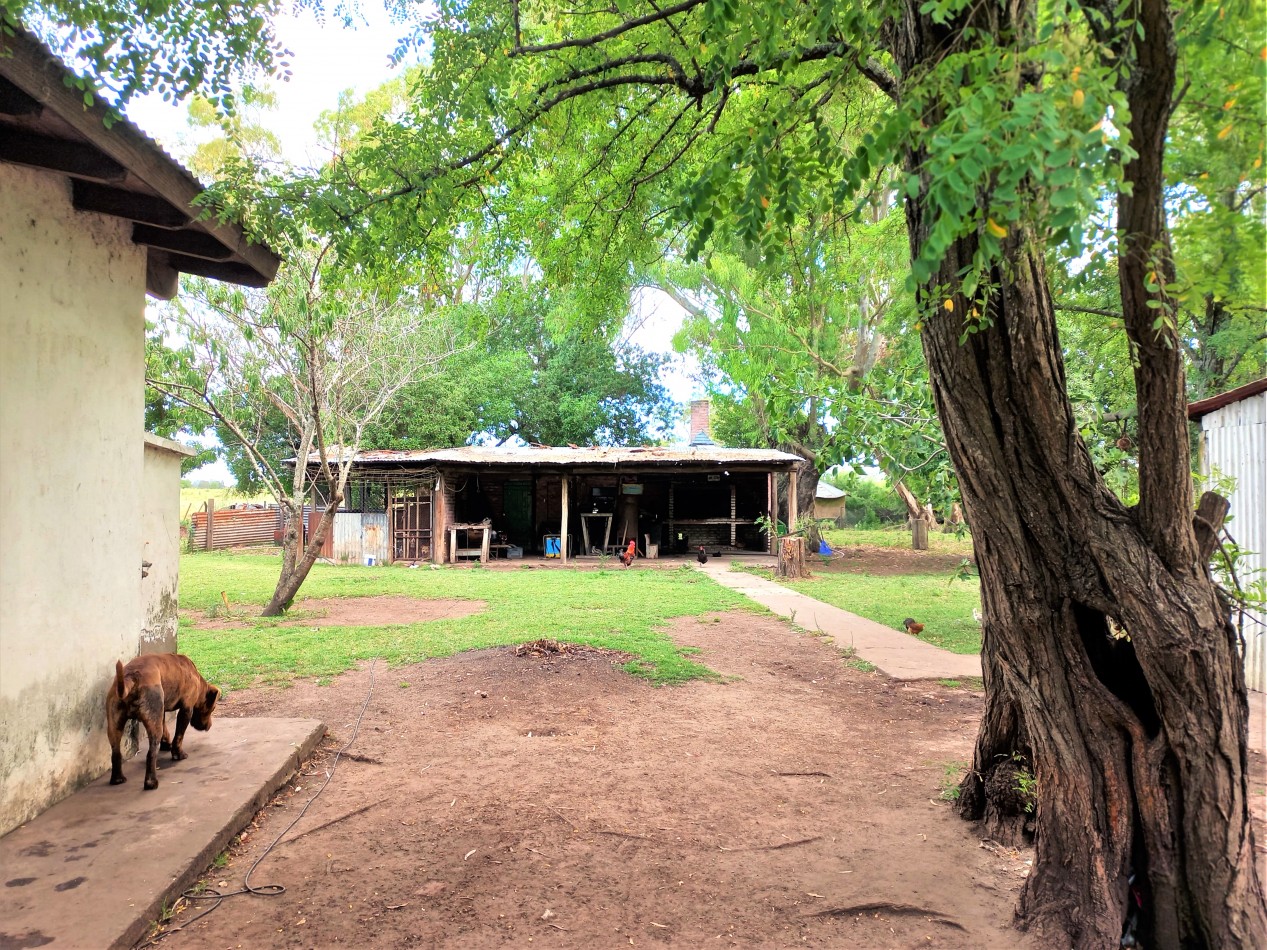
1190, 378, 1267, 692
0, 27, 278, 834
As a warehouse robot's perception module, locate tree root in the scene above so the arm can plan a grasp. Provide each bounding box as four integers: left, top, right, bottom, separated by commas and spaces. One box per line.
811, 901, 966, 931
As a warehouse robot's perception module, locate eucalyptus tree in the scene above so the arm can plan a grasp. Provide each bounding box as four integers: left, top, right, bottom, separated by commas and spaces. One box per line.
148, 246, 457, 616
365, 285, 679, 449
662, 205, 958, 526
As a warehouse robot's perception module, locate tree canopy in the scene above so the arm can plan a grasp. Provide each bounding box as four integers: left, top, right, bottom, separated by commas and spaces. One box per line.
18, 0, 1266, 944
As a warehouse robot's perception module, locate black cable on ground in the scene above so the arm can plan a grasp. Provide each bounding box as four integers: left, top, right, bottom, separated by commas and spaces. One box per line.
136, 658, 379, 948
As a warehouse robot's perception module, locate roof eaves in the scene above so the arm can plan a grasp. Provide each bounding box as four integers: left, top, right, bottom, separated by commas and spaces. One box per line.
1187, 377, 1267, 420
0, 26, 280, 292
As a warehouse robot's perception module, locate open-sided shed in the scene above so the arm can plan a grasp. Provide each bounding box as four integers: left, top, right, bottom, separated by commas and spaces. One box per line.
305, 444, 804, 564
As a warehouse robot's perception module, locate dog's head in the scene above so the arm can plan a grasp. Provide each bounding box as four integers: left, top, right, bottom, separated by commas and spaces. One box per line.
191, 685, 221, 731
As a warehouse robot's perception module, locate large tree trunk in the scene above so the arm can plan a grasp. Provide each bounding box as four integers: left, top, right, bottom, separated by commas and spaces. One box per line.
794, 457, 817, 524
890, 1, 1265, 945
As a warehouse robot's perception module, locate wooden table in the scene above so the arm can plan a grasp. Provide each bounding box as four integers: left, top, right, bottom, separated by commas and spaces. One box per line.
579, 512, 613, 556
449, 522, 491, 563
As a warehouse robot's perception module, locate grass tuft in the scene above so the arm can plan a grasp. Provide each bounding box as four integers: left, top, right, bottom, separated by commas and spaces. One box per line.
938, 760, 969, 802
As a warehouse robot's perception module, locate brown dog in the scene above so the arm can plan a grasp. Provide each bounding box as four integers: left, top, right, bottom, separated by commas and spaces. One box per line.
106, 653, 220, 790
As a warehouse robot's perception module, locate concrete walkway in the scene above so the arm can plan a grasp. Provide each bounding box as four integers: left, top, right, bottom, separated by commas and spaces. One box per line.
0, 717, 325, 950
700, 560, 982, 681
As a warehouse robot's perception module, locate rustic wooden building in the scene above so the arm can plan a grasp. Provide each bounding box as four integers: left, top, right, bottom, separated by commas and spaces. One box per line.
304, 445, 804, 564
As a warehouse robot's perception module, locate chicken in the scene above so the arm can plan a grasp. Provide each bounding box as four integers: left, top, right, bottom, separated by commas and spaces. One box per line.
620, 539, 637, 568
697, 546, 709, 565
903, 617, 925, 636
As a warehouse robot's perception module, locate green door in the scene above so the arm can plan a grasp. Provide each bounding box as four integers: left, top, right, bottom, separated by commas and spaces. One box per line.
504, 480, 533, 547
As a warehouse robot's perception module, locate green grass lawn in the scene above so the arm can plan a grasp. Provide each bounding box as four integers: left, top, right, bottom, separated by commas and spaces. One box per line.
785, 572, 982, 654
180, 551, 758, 690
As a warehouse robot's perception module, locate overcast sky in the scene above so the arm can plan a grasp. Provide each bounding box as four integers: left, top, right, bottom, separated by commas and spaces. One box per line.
132, 8, 700, 483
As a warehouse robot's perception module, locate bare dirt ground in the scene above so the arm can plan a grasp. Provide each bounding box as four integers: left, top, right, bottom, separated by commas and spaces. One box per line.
154, 606, 1047, 950
184, 597, 487, 631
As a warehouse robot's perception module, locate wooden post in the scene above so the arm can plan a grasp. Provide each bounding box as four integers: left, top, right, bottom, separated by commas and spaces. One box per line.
560, 475, 570, 564
912, 517, 929, 550
788, 469, 799, 533
480, 524, 491, 563
730, 484, 737, 547
668, 481, 675, 551
204, 499, 215, 551
432, 475, 446, 564
767, 472, 777, 554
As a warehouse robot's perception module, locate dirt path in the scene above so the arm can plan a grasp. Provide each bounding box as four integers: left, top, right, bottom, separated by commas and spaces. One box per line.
159, 610, 1036, 949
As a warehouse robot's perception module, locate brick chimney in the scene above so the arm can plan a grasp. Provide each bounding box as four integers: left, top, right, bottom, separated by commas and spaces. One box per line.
689, 399, 715, 446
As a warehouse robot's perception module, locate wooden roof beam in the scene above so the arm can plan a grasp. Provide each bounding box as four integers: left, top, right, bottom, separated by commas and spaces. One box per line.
72, 180, 190, 228
0, 76, 42, 116
0, 128, 127, 183
165, 252, 271, 288
132, 223, 233, 260
1, 28, 280, 285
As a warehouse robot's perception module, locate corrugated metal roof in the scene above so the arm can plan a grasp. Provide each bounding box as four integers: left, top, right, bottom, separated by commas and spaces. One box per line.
304, 444, 802, 468
1188, 377, 1267, 420
815, 481, 846, 499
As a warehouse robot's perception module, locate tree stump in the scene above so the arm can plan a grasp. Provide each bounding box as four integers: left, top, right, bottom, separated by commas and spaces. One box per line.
776, 536, 807, 579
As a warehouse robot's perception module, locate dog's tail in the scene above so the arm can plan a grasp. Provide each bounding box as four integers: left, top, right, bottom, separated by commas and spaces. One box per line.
114, 660, 127, 700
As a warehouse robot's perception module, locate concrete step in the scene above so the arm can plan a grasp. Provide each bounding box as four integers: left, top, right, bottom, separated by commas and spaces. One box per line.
0, 716, 325, 950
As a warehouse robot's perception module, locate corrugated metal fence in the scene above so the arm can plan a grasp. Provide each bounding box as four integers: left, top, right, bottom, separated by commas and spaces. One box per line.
1200, 391, 1267, 692
190, 505, 283, 549
331, 512, 390, 564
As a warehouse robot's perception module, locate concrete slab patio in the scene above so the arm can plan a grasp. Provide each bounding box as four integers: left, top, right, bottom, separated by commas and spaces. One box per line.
700, 560, 983, 681
0, 717, 325, 950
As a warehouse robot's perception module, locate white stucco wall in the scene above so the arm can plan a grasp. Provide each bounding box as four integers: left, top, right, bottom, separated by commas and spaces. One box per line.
142, 435, 196, 656
0, 163, 147, 835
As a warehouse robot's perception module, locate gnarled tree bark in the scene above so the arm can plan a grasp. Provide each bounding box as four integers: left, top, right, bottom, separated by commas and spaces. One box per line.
890, 1, 1266, 946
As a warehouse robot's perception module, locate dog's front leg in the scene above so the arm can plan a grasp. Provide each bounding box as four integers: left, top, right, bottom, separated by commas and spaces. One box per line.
170, 708, 190, 761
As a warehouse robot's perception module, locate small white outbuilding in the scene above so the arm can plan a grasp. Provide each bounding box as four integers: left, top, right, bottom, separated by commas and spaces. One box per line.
1189, 377, 1267, 692
0, 26, 279, 834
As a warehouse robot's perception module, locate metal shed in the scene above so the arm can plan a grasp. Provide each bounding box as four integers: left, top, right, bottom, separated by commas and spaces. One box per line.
1190, 378, 1267, 692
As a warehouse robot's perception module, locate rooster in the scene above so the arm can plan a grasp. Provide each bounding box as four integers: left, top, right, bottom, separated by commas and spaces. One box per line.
697, 546, 709, 565
903, 617, 925, 636
620, 539, 637, 568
